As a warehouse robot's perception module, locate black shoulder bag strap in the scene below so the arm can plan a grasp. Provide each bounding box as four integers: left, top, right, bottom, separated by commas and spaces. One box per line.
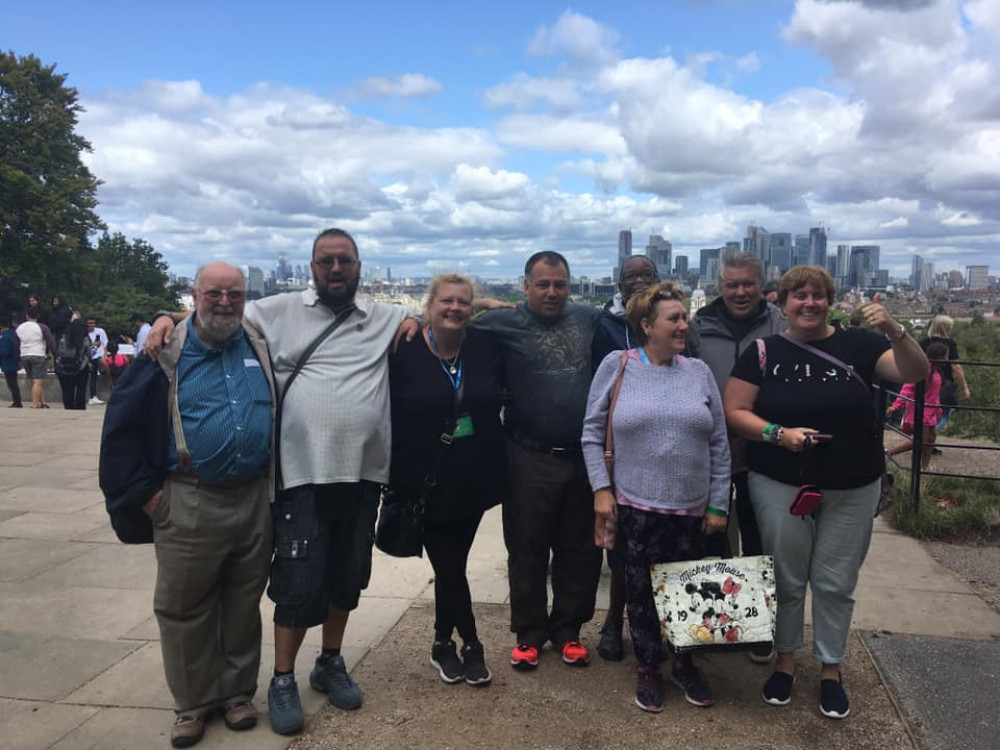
421, 374, 466, 499
275, 304, 357, 487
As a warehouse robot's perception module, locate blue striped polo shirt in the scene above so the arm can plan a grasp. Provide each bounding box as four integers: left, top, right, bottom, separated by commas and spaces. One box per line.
168, 316, 272, 484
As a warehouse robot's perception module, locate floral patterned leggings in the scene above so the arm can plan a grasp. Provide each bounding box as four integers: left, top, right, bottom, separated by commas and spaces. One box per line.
619, 505, 704, 670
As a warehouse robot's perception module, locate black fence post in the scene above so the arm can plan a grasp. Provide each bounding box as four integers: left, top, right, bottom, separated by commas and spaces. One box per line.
910, 379, 925, 511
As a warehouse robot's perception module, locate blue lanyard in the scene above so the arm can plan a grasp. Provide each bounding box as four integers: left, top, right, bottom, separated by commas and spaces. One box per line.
426, 326, 464, 392
637, 346, 674, 367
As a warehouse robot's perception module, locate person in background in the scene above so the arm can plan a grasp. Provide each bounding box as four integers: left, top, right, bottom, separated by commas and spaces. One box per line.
763, 281, 779, 304
106, 340, 129, 390
590, 254, 660, 662
55, 313, 91, 410
124, 313, 152, 353
0, 318, 23, 408
87, 317, 109, 405
16, 307, 56, 409
25, 295, 48, 326
583, 281, 730, 712
388, 273, 505, 687
724, 268, 927, 720
887, 342, 949, 470
920, 315, 971, 436
49, 295, 72, 342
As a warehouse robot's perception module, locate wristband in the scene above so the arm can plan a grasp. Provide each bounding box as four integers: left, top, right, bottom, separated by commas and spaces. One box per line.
705, 507, 728, 518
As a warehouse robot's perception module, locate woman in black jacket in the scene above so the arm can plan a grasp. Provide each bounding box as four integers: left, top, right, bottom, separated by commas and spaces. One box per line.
55, 314, 90, 410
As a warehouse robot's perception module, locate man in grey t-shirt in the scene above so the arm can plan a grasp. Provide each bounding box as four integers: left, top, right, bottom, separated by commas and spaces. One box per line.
477, 251, 603, 670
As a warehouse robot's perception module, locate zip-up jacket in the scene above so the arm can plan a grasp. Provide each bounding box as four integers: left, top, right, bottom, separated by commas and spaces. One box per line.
686, 297, 785, 472
99, 321, 276, 543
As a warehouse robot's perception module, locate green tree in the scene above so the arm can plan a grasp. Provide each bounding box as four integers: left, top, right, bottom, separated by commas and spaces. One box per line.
0, 51, 104, 302
76, 232, 184, 337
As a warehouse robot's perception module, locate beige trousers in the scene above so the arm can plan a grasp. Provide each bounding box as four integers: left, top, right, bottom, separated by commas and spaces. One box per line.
152, 475, 272, 715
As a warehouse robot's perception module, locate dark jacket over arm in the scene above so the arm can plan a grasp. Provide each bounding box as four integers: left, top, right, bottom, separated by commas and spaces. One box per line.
99, 355, 169, 543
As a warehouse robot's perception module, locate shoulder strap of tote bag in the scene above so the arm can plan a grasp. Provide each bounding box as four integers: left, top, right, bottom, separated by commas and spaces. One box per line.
603, 350, 630, 477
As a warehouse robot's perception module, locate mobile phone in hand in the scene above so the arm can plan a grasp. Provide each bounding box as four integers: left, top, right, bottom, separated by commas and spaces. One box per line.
807, 433, 833, 442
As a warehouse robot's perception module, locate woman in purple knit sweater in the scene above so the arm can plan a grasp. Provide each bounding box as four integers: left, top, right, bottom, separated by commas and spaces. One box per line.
582, 282, 731, 714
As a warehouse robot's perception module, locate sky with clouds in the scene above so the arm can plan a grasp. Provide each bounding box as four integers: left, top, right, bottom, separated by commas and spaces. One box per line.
7, 0, 999, 281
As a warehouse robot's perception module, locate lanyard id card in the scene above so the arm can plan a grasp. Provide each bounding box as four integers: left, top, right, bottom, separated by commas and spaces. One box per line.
451, 414, 475, 439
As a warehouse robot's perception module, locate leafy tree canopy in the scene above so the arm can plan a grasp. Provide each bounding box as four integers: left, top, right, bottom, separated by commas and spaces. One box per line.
1, 52, 180, 329
0, 51, 103, 294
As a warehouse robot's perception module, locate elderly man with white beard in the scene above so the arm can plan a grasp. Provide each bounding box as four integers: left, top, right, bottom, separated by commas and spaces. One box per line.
101, 262, 276, 748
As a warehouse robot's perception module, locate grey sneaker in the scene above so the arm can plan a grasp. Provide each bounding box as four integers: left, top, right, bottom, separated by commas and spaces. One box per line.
267, 674, 304, 735
310, 653, 363, 709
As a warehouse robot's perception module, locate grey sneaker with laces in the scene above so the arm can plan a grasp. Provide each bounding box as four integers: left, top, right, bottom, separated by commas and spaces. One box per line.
267, 674, 304, 735
310, 653, 363, 709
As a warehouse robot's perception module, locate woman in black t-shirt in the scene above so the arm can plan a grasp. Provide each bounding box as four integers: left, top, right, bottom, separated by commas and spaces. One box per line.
388, 273, 505, 688
724, 267, 927, 720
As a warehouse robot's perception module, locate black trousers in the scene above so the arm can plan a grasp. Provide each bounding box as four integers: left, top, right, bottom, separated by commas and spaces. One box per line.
4, 371, 21, 405
423, 510, 485, 643
503, 439, 601, 648
58, 370, 89, 410
88, 358, 105, 397
702, 471, 763, 558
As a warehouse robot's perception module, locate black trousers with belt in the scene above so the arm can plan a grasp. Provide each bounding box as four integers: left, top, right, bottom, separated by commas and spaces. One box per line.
503, 438, 602, 648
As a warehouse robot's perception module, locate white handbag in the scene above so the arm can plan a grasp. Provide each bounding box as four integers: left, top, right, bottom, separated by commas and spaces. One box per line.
651, 555, 777, 649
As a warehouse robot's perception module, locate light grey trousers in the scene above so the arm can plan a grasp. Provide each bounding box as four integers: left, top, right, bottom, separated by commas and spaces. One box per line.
152, 476, 272, 715
748, 472, 879, 664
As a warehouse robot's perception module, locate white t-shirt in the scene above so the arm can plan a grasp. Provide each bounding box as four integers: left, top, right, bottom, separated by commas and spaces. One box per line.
15, 322, 46, 358
89, 327, 109, 359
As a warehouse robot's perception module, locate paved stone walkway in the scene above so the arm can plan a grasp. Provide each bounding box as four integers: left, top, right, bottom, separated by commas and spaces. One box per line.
1, 407, 997, 749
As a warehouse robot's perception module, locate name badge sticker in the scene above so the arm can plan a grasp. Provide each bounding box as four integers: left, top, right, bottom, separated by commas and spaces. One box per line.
244, 359, 261, 368
452, 414, 475, 439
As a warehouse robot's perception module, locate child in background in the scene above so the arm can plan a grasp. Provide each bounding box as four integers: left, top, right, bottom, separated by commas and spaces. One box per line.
105, 340, 129, 390
887, 342, 949, 470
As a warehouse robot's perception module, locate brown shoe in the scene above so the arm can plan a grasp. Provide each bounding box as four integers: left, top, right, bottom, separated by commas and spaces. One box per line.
223, 701, 258, 731
170, 715, 205, 748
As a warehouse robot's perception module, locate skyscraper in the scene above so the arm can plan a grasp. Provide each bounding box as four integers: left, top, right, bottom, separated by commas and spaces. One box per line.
615, 229, 633, 281
674, 255, 689, 275
911, 255, 925, 291
794, 235, 810, 267
769, 233, 792, 274
808, 226, 827, 268
699, 247, 720, 283
744, 225, 770, 267
645, 234, 671, 275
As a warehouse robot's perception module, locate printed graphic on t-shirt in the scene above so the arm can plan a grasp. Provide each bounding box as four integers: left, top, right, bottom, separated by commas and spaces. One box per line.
766, 358, 856, 385
531, 317, 586, 376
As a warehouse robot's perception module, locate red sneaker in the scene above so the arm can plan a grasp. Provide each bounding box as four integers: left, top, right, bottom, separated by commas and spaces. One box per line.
510, 644, 539, 670
560, 640, 590, 666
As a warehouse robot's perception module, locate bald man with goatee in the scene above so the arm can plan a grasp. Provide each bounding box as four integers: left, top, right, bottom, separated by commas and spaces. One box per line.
100, 262, 276, 748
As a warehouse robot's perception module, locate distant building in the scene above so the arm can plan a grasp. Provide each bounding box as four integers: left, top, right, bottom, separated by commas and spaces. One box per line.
744, 225, 770, 267
614, 229, 633, 281
699, 247, 720, 284
967, 265, 989, 290
770, 233, 793, 274
674, 255, 689, 276
247, 266, 265, 295
911, 255, 925, 291
645, 235, 672, 275
808, 227, 827, 268
794, 234, 810, 267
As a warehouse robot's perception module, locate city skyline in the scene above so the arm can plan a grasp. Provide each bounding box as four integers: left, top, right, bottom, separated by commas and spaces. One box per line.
7, 1, 1000, 280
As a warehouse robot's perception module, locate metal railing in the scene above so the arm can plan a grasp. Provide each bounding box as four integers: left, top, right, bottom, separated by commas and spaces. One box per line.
877, 358, 1000, 510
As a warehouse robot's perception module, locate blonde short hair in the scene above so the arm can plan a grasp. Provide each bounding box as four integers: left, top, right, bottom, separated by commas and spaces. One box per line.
626, 281, 685, 346
424, 273, 474, 315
